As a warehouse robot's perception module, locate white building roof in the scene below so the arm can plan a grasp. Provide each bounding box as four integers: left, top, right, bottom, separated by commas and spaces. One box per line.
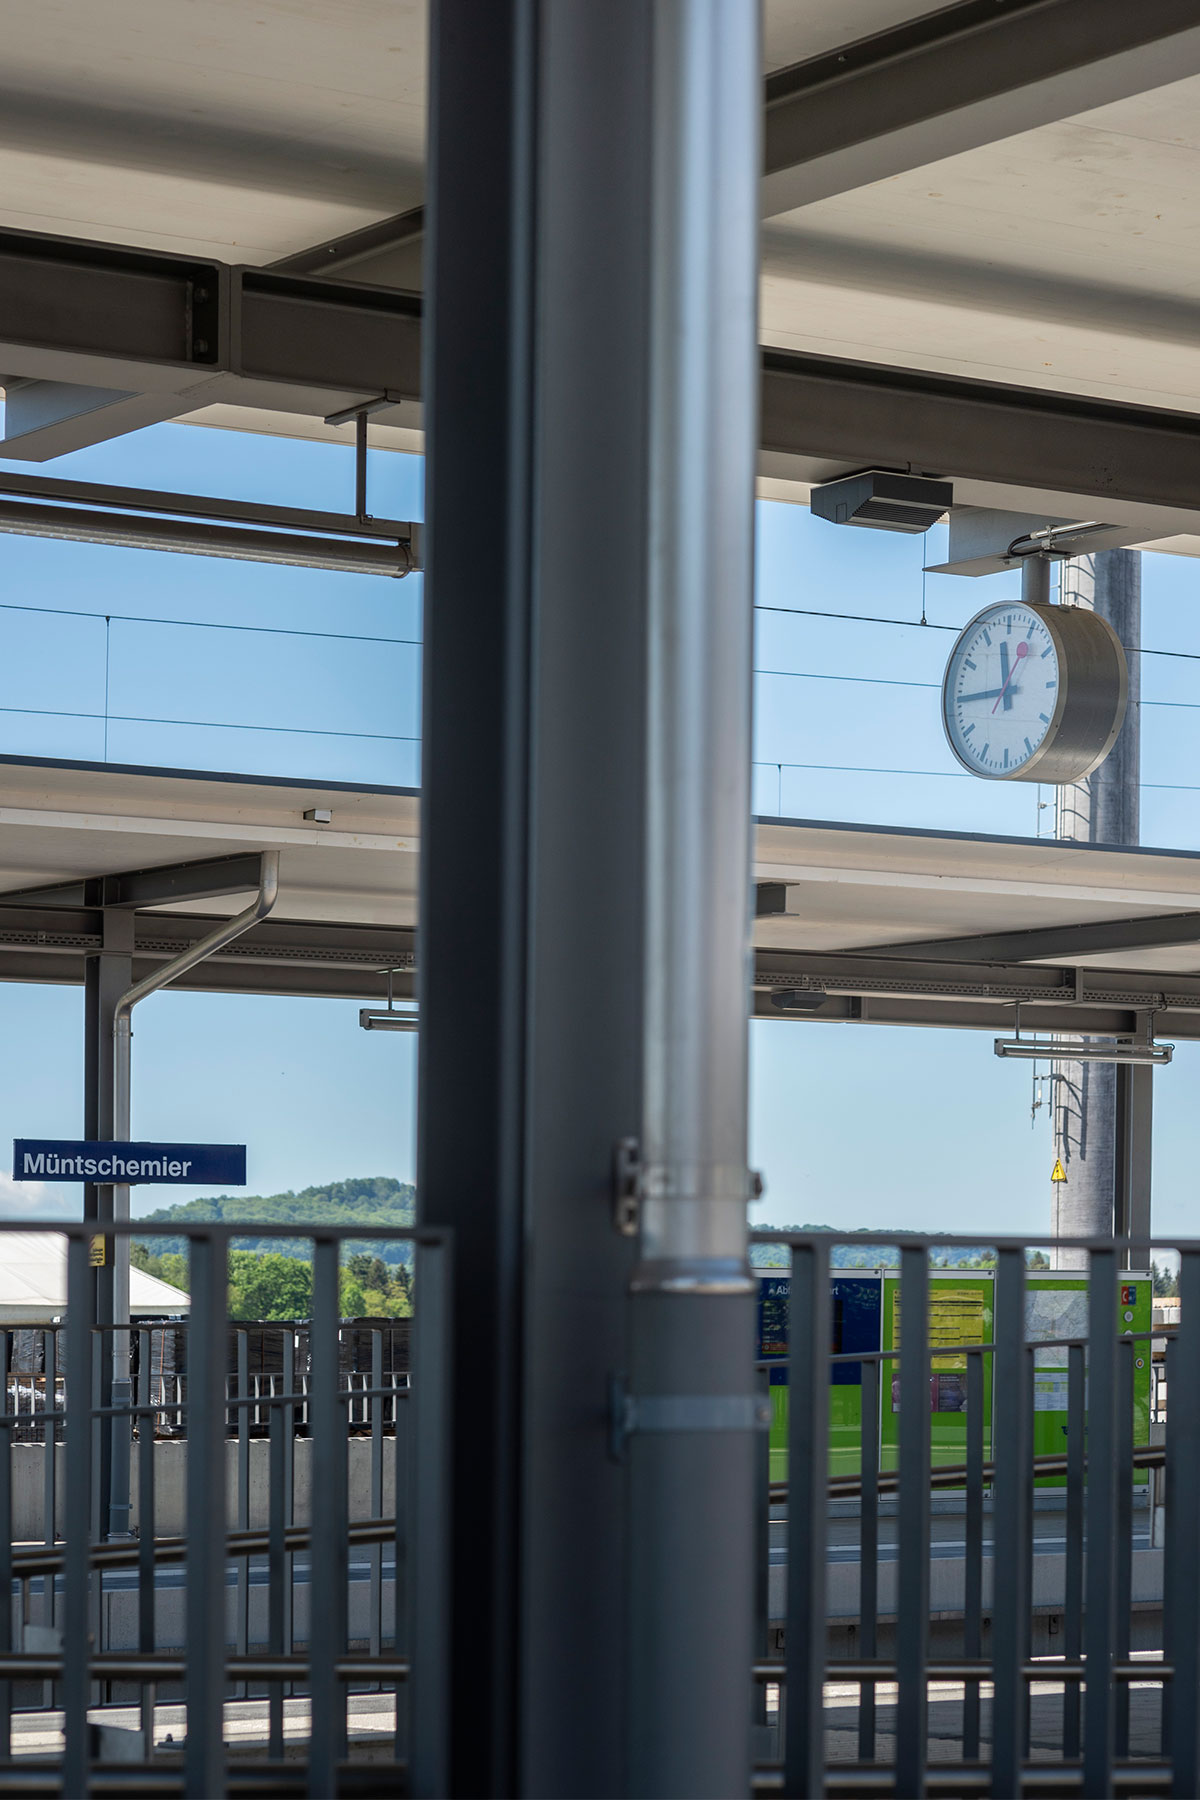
0, 1230, 188, 1322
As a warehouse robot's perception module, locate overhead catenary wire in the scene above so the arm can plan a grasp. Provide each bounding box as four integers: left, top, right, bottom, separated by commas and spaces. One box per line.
0, 703, 417, 745
0, 597, 419, 648
755, 600, 1200, 666
754, 758, 1200, 794
0, 595, 1196, 776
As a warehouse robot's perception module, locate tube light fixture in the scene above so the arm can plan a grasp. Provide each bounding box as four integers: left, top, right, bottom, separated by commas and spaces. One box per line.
993, 1036, 1173, 1066
0, 471, 420, 578
359, 966, 417, 1032
359, 1009, 419, 1032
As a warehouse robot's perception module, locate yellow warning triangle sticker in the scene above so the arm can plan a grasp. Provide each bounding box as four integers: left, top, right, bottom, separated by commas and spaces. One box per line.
1051, 1158, 1067, 1183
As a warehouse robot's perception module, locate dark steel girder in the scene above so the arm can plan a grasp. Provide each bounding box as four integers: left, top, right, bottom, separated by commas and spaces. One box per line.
0, 905, 414, 1001
0, 852, 271, 911
759, 348, 1200, 521
0, 225, 421, 458
753, 990, 1200, 1037
7, 219, 1200, 521
762, 0, 1200, 215
753, 946, 1200, 1036
864, 911, 1200, 965
270, 207, 426, 282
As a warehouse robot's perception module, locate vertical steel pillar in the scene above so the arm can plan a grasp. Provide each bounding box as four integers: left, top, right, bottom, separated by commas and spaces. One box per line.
420, 2, 681, 1793
628, 5, 761, 1797
1114, 1061, 1153, 1270
83, 905, 132, 1542
1053, 550, 1143, 1266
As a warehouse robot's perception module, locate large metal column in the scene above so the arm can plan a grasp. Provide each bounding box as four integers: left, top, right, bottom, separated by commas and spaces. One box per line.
1053, 550, 1143, 1265
419, 4, 760, 1794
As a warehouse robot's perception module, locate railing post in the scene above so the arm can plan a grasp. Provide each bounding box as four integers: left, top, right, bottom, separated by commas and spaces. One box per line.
1083, 1245, 1118, 1799
992, 1247, 1031, 1798
1170, 1253, 1200, 1795
895, 1244, 930, 1799
784, 1240, 829, 1799
410, 1236, 452, 1798
309, 1236, 348, 1796
62, 1234, 94, 1800
184, 1232, 228, 1800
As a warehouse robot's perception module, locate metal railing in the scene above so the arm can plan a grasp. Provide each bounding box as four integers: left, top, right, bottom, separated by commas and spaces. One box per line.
0, 1221, 450, 1798
751, 1230, 1190, 1799
0, 1319, 413, 1442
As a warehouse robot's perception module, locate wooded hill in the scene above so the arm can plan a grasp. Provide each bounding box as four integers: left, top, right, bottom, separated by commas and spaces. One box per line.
135, 1176, 415, 1264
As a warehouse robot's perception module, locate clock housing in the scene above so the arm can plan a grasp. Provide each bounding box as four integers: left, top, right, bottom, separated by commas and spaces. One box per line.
942, 599, 1127, 784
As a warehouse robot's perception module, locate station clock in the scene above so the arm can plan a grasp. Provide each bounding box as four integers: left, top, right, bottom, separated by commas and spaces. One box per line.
942, 599, 1128, 784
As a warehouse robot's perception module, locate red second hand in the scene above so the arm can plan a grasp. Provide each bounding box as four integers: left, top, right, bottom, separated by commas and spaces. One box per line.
992, 639, 1029, 713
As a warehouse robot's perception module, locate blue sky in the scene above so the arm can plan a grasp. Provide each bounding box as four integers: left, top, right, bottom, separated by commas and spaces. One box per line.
0, 421, 1197, 1240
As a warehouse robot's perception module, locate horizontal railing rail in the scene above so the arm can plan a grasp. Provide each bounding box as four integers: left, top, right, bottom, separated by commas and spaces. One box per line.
768, 1443, 1167, 1503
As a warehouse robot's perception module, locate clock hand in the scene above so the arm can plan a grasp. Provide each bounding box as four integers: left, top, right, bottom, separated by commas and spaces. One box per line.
958, 687, 1020, 703
992, 640, 1030, 713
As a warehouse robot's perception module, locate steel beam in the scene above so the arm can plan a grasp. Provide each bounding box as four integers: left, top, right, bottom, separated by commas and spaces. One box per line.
759, 348, 1200, 525
753, 944, 1200, 1036
0, 379, 188, 460
754, 945, 1200, 1003
752, 987, 1200, 1037
270, 207, 426, 287
9, 211, 1200, 530
225, 268, 421, 411
0, 227, 222, 392
0, 907, 413, 1000
762, 0, 1200, 216
866, 910, 1200, 964
0, 226, 422, 458
0, 853, 267, 910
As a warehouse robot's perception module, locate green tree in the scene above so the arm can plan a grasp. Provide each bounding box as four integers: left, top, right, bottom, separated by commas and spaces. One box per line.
340, 1274, 367, 1316
1152, 1259, 1180, 1298
227, 1251, 312, 1320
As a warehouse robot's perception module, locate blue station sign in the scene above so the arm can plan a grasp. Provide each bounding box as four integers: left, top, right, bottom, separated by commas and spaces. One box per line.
13, 1140, 246, 1185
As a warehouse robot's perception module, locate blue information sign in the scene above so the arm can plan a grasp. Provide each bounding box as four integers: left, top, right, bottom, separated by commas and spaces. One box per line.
13, 1140, 246, 1185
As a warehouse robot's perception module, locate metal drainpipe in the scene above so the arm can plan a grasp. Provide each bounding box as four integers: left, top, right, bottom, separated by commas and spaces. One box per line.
628, 3, 760, 1794
106, 851, 280, 1537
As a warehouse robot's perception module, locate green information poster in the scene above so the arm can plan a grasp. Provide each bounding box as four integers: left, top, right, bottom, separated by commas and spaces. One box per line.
1024, 1269, 1152, 1485
880, 1272, 995, 1473
761, 1265, 1152, 1488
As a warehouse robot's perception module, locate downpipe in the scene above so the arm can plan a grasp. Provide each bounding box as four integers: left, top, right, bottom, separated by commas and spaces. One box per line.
627, 3, 761, 1795
106, 852, 280, 1537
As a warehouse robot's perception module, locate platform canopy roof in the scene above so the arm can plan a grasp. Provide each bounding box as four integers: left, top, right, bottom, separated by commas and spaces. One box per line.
3, 2, 1200, 550
0, 758, 419, 929
0, 760, 1200, 1038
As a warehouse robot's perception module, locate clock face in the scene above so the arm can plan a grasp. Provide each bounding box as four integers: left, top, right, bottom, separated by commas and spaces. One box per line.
943, 602, 1061, 779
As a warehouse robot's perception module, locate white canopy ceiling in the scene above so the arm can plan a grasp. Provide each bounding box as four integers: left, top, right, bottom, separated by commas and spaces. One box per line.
0, 759, 1198, 980
4, 0, 1200, 541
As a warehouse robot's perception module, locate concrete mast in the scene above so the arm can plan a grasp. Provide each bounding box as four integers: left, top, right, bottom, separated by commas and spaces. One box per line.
1052, 549, 1141, 1265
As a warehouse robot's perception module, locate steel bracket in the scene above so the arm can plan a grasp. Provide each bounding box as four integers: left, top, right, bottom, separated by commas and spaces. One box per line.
612, 1138, 763, 1235
612, 1137, 642, 1236
609, 1374, 770, 1460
